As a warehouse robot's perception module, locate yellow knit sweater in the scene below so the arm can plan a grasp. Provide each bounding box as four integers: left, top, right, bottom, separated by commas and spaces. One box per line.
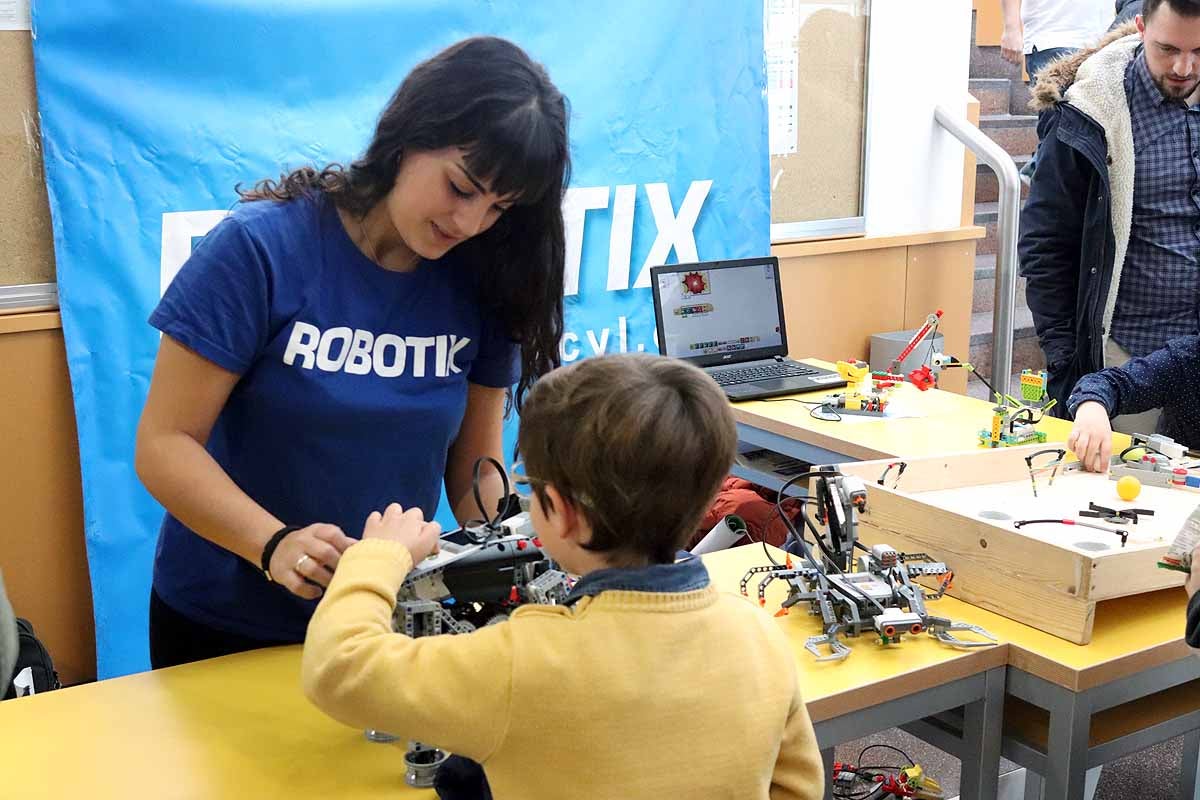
303, 539, 824, 799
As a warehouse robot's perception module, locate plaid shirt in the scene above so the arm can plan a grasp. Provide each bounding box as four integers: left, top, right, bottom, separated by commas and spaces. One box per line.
1109, 49, 1200, 357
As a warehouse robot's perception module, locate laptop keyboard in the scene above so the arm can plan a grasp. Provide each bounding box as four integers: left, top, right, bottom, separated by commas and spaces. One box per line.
710, 362, 819, 386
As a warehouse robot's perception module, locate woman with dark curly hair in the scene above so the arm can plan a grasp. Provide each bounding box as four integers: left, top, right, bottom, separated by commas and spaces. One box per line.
135, 36, 570, 668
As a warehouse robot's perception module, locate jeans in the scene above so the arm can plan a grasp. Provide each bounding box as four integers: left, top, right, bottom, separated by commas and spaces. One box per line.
1025, 46, 1075, 86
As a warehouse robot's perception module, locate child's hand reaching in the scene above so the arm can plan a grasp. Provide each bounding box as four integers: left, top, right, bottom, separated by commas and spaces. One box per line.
1187, 545, 1200, 599
363, 503, 442, 564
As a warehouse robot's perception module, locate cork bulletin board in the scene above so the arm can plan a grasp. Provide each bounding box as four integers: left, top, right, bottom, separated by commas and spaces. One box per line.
766, 0, 869, 233
0, 31, 56, 290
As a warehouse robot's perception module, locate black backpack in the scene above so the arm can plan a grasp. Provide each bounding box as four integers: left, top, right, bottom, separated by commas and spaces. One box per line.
3, 618, 61, 699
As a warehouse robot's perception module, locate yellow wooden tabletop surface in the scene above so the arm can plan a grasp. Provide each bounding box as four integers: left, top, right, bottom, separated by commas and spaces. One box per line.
1, 644, 435, 799
4, 545, 1184, 796
703, 544, 1009, 722
731, 359, 1074, 461
948, 586, 1194, 693
706, 545, 1193, 699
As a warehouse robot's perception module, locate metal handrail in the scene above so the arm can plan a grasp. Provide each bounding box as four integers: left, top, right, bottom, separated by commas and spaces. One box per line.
934, 104, 1021, 401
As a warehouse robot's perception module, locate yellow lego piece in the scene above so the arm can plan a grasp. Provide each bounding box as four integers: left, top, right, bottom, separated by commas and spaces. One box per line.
902, 765, 944, 800
836, 360, 870, 382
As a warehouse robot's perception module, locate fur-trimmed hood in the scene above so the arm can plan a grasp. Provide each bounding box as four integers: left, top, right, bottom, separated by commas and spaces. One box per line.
1030, 20, 1140, 112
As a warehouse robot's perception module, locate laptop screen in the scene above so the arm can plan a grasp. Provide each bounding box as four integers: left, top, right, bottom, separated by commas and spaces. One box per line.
651, 258, 787, 368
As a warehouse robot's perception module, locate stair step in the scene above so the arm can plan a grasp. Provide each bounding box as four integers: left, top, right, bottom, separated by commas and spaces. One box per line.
972, 253, 1029, 314
979, 114, 1040, 157
966, 372, 1032, 402
973, 196, 1033, 256
974, 201, 999, 225
971, 44, 1025, 81
975, 252, 998, 280
969, 78, 1012, 115
975, 156, 1032, 204
974, 201, 1000, 255
970, 307, 1036, 345
975, 154, 1031, 176
968, 332, 1047, 388
1012, 81, 1035, 115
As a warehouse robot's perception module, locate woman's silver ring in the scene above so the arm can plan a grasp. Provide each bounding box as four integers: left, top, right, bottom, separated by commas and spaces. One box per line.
295, 554, 312, 573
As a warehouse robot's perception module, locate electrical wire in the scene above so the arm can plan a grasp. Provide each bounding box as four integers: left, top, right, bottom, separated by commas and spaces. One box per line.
969, 366, 1002, 403
761, 397, 842, 422
462, 456, 513, 543
857, 743, 914, 769
757, 470, 827, 566
924, 321, 939, 369
768, 470, 888, 614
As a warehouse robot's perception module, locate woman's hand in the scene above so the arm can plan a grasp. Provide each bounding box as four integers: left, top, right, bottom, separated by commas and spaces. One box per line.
269, 523, 357, 600
1000, 25, 1024, 66
363, 503, 442, 564
1068, 401, 1113, 473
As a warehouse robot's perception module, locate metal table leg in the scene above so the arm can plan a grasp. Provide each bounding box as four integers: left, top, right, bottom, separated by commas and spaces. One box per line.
821, 747, 835, 800
959, 667, 1006, 800
1043, 687, 1092, 800
1022, 769, 1043, 800
1183, 728, 1200, 800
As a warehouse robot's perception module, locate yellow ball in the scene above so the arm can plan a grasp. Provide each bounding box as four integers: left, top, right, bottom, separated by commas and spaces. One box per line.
1116, 475, 1142, 502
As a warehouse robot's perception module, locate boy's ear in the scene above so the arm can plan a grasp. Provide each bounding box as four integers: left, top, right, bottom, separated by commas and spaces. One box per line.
541, 484, 586, 543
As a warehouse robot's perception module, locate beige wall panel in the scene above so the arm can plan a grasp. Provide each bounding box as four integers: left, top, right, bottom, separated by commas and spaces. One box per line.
0, 319, 95, 684
904, 240, 977, 395
777, 247, 907, 364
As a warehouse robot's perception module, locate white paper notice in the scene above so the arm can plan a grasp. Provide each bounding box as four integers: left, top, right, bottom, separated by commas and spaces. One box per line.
764, 0, 801, 46
766, 47, 798, 156
0, 0, 31, 30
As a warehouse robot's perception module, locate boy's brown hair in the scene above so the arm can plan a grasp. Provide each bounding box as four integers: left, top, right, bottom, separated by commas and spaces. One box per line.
517, 353, 737, 565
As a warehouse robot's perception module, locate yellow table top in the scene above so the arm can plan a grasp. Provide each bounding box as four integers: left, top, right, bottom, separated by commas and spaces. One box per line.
705, 545, 1193, 699
702, 544, 1008, 722
5, 546, 1184, 797
5, 545, 1007, 798
731, 360, 1074, 461
1, 645, 434, 799
949, 586, 1193, 693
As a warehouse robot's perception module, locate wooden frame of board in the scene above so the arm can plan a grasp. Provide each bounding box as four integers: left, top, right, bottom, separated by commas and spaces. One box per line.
828, 444, 1189, 645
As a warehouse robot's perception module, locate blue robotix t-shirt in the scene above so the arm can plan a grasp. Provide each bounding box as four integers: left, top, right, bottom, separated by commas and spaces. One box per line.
148, 191, 519, 641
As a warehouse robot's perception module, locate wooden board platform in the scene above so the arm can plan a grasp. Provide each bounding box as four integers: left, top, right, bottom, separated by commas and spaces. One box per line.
834, 445, 1192, 645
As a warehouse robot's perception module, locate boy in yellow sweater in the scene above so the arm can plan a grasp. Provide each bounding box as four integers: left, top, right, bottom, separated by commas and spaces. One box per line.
302, 353, 824, 799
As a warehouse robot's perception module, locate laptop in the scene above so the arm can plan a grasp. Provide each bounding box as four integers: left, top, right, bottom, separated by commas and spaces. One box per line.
650, 257, 846, 401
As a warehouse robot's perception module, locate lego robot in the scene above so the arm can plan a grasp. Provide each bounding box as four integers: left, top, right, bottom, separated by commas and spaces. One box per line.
741, 468, 995, 661
372, 506, 572, 787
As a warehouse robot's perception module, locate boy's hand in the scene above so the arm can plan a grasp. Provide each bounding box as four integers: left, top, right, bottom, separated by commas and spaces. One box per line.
1187, 545, 1200, 598
363, 503, 441, 563
1068, 401, 1113, 473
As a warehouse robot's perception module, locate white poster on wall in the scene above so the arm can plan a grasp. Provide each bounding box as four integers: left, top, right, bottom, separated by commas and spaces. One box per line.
0, 0, 30, 30
766, 47, 798, 156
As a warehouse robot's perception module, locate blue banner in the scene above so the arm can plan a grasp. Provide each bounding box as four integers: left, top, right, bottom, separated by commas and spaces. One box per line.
32, 1, 768, 677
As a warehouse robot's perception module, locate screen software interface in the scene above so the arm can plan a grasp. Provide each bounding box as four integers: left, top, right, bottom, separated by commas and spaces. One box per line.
657, 262, 783, 359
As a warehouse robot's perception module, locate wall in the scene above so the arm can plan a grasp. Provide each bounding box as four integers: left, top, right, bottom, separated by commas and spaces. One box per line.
863, 0, 974, 236
772, 229, 981, 395
0, 313, 95, 685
